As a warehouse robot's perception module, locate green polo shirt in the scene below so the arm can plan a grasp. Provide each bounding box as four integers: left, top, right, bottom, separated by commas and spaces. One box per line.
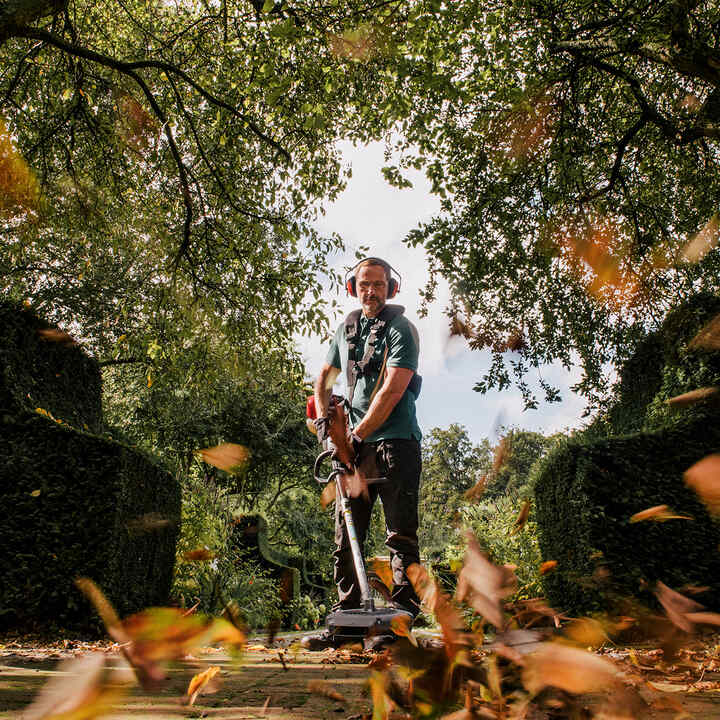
326, 308, 422, 443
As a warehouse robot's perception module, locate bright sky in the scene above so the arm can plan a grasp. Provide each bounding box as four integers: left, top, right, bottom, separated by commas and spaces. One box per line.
299, 140, 588, 444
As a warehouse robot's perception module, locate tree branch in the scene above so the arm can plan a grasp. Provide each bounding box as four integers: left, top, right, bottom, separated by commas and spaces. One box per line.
580, 114, 647, 202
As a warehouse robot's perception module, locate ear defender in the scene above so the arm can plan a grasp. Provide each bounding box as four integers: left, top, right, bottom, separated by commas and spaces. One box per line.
345, 257, 402, 298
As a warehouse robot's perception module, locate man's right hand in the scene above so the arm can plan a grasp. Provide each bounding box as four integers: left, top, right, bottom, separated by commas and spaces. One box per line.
314, 416, 330, 443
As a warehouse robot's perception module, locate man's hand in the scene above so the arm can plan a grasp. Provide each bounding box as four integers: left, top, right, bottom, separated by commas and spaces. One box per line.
314, 416, 330, 443
349, 432, 363, 463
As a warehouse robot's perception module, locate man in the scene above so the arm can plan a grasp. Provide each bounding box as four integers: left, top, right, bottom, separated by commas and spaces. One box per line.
306, 257, 423, 649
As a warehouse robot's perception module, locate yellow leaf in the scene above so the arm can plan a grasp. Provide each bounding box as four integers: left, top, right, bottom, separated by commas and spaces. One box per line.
186, 666, 221, 706
30, 489, 41, 497
196, 443, 250, 473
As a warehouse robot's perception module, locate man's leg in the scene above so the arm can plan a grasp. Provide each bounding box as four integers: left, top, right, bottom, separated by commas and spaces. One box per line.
332, 446, 378, 608
377, 438, 422, 616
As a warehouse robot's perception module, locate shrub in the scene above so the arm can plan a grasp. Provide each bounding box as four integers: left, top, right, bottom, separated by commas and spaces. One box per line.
0, 302, 102, 432
457, 494, 543, 599
1, 412, 180, 630
288, 594, 324, 631
533, 417, 720, 615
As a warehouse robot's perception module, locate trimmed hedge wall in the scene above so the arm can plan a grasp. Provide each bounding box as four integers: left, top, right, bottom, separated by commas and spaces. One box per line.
1, 412, 180, 630
534, 414, 720, 614
0, 302, 102, 433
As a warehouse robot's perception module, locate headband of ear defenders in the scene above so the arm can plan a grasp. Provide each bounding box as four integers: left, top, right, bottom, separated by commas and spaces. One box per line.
344, 257, 402, 298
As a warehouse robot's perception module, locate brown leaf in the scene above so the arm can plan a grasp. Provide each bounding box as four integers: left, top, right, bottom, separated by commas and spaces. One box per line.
539, 560, 557, 575
689, 313, 720, 351
492, 436, 511, 475
37, 328, 77, 345
319, 479, 336, 508
522, 643, 618, 695
183, 548, 216, 562
390, 614, 417, 646
368, 670, 394, 720
463, 475, 486, 502
455, 533, 516, 629
563, 617, 608, 648
655, 581, 704, 633
684, 454, 720, 514
21, 653, 129, 720
667, 387, 719, 407
196, 443, 250, 473
629, 505, 692, 523
407, 563, 464, 653
307, 679, 347, 703
186, 666, 221, 706
511, 501, 531, 534
681, 213, 720, 263
370, 557, 393, 592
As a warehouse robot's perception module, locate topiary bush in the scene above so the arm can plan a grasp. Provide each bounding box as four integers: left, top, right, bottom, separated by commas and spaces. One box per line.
0, 412, 180, 631
534, 415, 720, 615
0, 301, 102, 433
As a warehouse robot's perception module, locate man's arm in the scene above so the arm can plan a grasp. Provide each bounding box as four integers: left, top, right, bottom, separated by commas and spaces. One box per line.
314, 363, 340, 418
352, 366, 413, 440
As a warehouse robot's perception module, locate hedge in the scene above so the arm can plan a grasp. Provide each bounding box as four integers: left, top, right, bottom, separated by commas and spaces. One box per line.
534, 414, 720, 615
0, 302, 102, 433
1, 412, 180, 630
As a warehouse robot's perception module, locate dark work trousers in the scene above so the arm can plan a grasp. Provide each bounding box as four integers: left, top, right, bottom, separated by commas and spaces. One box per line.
333, 438, 422, 616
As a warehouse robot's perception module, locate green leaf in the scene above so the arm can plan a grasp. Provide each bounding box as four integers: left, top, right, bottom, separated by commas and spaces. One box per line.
262, 0, 274, 13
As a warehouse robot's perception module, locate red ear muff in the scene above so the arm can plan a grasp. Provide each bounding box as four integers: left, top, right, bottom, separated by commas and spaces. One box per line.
346, 277, 357, 297
387, 278, 398, 298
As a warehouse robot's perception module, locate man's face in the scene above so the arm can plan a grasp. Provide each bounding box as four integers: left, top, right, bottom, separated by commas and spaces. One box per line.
356, 264, 388, 317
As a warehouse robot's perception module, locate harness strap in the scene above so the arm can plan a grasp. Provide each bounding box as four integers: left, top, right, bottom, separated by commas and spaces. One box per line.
344, 305, 405, 406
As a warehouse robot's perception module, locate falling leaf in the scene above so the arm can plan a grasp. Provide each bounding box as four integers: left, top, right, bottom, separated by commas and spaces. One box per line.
0, 116, 39, 217
689, 314, 720, 351
319, 479, 336, 508
370, 557, 393, 592
197, 443, 250, 473
655, 581, 705, 633
629, 505, 692, 523
455, 532, 516, 629
463, 475, 486, 501
407, 563, 464, 654
684, 454, 720, 514
492, 436, 511, 475
522, 643, 618, 695
539, 560, 557, 575
37, 328, 77, 345
183, 548, 216, 562
390, 614, 417, 646
368, 670, 394, 720
563, 617, 608, 648
186, 666, 221, 706
511, 501, 530, 534
307, 680, 347, 703
21, 653, 129, 720
667, 387, 719, 407
327, 23, 391, 62
681, 213, 720, 263
30, 489, 41, 497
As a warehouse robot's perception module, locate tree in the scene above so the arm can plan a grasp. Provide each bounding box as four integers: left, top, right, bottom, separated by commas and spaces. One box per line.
375, 0, 720, 408
418, 424, 492, 560
0, 0, 415, 372
485, 429, 557, 499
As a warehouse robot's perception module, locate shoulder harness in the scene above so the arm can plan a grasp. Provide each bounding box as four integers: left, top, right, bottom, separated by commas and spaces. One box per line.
344, 304, 422, 406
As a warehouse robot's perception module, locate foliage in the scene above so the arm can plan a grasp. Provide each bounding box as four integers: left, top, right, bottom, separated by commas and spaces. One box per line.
1, 412, 179, 631
0, 300, 102, 432
418, 424, 492, 561
288, 594, 325, 631
369, 0, 720, 408
454, 495, 543, 600
590, 292, 720, 435
533, 417, 720, 615
173, 470, 283, 629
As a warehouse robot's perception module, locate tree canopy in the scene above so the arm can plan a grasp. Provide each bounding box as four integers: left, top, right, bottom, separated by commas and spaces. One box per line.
379, 0, 720, 407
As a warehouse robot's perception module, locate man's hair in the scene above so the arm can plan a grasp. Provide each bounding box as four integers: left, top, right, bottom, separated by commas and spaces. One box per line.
356, 257, 391, 282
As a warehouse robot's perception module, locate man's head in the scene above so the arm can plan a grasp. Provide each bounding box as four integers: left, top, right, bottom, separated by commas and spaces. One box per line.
355, 259, 391, 318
